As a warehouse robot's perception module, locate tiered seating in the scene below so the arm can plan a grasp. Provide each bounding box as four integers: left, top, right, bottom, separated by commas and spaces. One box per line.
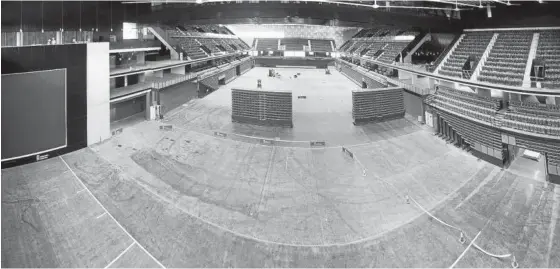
431, 86, 501, 124
349, 41, 369, 54
175, 37, 208, 60
439, 32, 493, 79
478, 31, 533, 86
437, 109, 503, 157
233, 39, 250, 50
310, 39, 333, 52
198, 38, 224, 53
536, 30, 560, 89
363, 42, 386, 58
339, 40, 355, 51
377, 42, 409, 63
502, 100, 560, 136
281, 38, 308, 51
255, 38, 279, 51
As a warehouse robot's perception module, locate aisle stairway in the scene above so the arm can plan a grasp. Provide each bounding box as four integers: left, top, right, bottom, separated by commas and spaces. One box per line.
471, 33, 499, 82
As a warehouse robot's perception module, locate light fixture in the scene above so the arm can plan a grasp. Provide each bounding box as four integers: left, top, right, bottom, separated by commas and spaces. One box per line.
373, 0, 379, 8
41, 29, 44, 33
79, 28, 82, 32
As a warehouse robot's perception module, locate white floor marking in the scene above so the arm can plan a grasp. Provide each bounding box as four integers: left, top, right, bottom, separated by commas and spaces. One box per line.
449, 231, 482, 269
104, 242, 136, 269
96, 212, 107, 219
60, 156, 166, 269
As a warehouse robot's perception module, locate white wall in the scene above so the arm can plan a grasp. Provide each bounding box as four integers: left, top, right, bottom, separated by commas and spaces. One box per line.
86, 42, 111, 145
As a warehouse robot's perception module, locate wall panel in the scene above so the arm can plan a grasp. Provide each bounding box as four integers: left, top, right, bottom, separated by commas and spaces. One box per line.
1, 44, 88, 168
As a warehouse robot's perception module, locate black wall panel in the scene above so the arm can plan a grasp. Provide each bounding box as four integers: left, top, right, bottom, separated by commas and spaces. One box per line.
1, 44, 88, 168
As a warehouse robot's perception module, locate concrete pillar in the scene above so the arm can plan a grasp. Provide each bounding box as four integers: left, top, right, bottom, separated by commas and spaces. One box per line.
124, 76, 128, 87
110, 78, 116, 89
139, 73, 146, 83
171, 66, 185, 75
477, 88, 491, 98
16, 31, 22, 46
154, 70, 164, 78
145, 91, 151, 120
136, 51, 145, 65
509, 93, 522, 102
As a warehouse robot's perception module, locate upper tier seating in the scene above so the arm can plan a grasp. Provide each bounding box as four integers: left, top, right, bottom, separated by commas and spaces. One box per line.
478, 31, 533, 87
310, 39, 333, 52
174, 37, 208, 60
198, 38, 225, 53
255, 38, 279, 51
536, 30, 560, 89
439, 32, 493, 79
377, 42, 409, 63
281, 38, 308, 51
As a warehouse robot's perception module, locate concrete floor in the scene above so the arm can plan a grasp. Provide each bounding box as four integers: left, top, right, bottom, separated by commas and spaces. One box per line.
2, 67, 559, 268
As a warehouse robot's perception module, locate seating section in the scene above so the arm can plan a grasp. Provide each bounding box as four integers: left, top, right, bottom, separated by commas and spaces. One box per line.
309, 39, 333, 52
339, 28, 419, 63
174, 37, 208, 60
536, 30, 560, 89
437, 109, 504, 158
478, 31, 533, 86
377, 42, 409, 63
255, 38, 279, 51
281, 38, 308, 51
439, 32, 493, 79
503, 100, 560, 136
430, 86, 501, 124
198, 38, 225, 53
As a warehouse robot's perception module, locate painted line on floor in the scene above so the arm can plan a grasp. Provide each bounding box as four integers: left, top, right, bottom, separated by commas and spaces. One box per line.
60, 156, 166, 269
96, 212, 107, 219
104, 242, 136, 269
77, 188, 87, 194
449, 231, 482, 269
170, 124, 412, 151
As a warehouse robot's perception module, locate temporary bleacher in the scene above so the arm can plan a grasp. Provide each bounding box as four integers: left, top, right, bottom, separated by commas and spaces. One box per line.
438, 31, 493, 79
309, 39, 334, 52
478, 31, 533, 86
536, 30, 560, 89
255, 38, 279, 51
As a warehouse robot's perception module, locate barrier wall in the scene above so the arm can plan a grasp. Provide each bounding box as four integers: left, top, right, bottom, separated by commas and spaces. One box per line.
403, 90, 425, 119
1, 44, 89, 168
352, 87, 405, 125
231, 88, 293, 127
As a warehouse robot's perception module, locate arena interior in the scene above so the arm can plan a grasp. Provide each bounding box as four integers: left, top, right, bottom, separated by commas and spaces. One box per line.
2, 0, 560, 268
